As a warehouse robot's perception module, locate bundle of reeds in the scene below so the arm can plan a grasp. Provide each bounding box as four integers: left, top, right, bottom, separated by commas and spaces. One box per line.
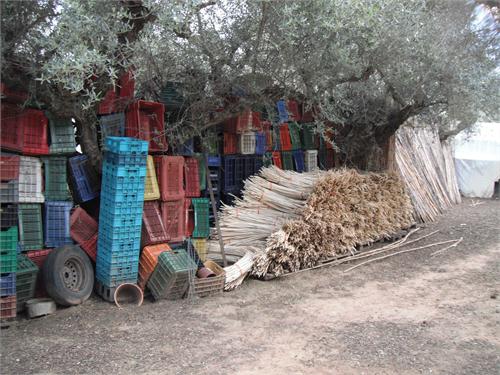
395, 126, 461, 222
252, 169, 415, 277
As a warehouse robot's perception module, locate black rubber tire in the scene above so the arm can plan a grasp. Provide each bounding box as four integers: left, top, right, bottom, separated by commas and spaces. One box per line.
42, 245, 94, 306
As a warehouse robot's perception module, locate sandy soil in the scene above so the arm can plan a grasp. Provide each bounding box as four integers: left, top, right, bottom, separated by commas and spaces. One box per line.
1, 198, 499, 375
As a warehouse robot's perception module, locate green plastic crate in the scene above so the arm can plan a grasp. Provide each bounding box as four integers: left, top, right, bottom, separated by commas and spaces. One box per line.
16, 254, 39, 312
147, 249, 197, 300
288, 122, 302, 150
194, 154, 207, 191
43, 157, 72, 201
18, 204, 43, 251
301, 124, 316, 150
281, 151, 294, 171
0, 227, 18, 273
48, 115, 76, 154
192, 198, 210, 238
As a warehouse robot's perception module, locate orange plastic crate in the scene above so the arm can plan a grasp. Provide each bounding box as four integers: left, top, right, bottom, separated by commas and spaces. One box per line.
154, 156, 185, 201
138, 243, 171, 290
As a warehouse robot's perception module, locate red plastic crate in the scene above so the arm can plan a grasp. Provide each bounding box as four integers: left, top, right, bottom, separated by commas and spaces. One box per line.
160, 199, 186, 243
300, 103, 315, 122
80, 233, 97, 262
279, 124, 292, 151
324, 129, 334, 150
26, 249, 53, 268
0, 296, 16, 319
118, 70, 135, 101
126, 100, 166, 152
98, 89, 118, 115
1, 103, 23, 152
70, 207, 98, 245
0, 154, 20, 181
154, 156, 185, 201
21, 108, 49, 155
184, 157, 200, 197
325, 149, 335, 169
185, 198, 193, 237
272, 151, 282, 169
0, 83, 29, 104
223, 116, 237, 133
142, 201, 169, 246
236, 110, 260, 133
287, 100, 301, 121
223, 132, 238, 155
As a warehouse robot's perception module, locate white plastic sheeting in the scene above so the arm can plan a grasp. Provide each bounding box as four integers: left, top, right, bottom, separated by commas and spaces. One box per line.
453, 123, 500, 198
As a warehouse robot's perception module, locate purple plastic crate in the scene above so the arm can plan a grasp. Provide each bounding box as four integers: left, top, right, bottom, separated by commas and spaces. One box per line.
255, 132, 266, 155
44, 201, 73, 248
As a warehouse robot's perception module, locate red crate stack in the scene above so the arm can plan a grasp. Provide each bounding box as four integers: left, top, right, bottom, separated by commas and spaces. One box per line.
142, 201, 169, 246
185, 198, 194, 237
26, 249, 53, 268
0, 154, 20, 181
21, 108, 49, 155
287, 100, 301, 122
98, 89, 118, 115
1, 103, 49, 155
223, 133, 238, 155
272, 151, 282, 169
224, 110, 261, 133
70, 207, 98, 262
126, 100, 166, 152
160, 199, 186, 243
154, 156, 185, 201
184, 157, 200, 197
279, 124, 292, 151
1, 103, 23, 152
300, 103, 315, 123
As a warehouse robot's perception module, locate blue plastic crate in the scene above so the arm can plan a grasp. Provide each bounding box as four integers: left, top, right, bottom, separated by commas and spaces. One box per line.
105, 136, 148, 155
292, 150, 305, 173
95, 263, 138, 288
234, 156, 245, 190
0, 273, 16, 297
99, 209, 143, 228
276, 100, 288, 123
255, 155, 264, 173
44, 201, 73, 248
244, 155, 256, 180
102, 161, 147, 178
68, 155, 100, 203
97, 243, 141, 260
103, 151, 147, 167
207, 155, 221, 167
255, 132, 266, 155
97, 223, 143, 242
222, 156, 238, 193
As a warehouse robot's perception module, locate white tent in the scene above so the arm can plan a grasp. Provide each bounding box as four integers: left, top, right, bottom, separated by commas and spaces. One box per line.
453, 122, 500, 198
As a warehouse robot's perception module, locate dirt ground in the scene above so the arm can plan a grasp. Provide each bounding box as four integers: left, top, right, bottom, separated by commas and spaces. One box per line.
1, 198, 499, 375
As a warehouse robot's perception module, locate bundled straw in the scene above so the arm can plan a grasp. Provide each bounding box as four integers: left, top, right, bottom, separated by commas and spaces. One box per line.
395, 126, 461, 222
252, 169, 414, 277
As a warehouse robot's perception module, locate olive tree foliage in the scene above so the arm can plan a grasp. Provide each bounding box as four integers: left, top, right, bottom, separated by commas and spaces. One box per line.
2, 0, 499, 167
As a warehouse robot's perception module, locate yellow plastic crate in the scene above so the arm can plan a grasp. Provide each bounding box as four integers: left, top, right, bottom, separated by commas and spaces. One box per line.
144, 155, 160, 201
192, 238, 207, 262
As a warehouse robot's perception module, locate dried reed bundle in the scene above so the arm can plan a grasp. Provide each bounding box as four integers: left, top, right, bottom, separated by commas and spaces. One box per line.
252, 169, 415, 277
223, 251, 256, 290
395, 126, 461, 222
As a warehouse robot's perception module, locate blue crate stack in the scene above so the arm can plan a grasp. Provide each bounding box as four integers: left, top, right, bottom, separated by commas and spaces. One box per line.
96, 137, 148, 291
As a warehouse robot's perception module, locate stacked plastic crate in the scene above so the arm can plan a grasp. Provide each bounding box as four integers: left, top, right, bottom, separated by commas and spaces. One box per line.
95, 137, 148, 300
0, 95, 53, 316
221, 110, 265, 203
43, 115, 75, 254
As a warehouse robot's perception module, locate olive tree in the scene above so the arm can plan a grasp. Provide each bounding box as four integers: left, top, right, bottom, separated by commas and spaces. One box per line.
2, 0, 499, 168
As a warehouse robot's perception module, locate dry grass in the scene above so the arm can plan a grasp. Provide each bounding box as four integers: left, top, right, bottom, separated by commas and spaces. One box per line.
252, 169, 415, 277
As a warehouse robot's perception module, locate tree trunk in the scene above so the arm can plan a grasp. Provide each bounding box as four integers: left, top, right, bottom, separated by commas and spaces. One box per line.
75, 116, 101, 171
